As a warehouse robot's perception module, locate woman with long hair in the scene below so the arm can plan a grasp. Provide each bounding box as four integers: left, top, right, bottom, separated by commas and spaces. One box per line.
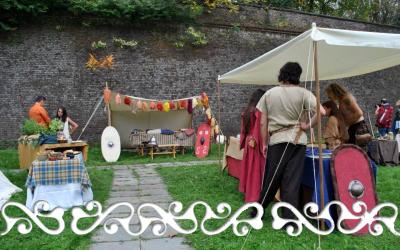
55, 106, 79, 139
322, 100, 347, 149
239, 89, 266, 203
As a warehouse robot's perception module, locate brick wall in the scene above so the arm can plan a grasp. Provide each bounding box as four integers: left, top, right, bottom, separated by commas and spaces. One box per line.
0, 6, 399, 147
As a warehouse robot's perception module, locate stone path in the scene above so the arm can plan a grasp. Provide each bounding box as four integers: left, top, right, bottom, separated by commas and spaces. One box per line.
89, 163, 201, 250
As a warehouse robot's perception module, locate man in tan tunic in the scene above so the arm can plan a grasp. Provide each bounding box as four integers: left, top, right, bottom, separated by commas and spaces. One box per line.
256, 62, 325, 219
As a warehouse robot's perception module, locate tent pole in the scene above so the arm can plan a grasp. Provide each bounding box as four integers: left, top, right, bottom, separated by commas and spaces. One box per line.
313, 41, 325, 230
367, 111, 375, 139
108, 104, 111, 127
217, 78, 222, 171
106, 82, 111, 127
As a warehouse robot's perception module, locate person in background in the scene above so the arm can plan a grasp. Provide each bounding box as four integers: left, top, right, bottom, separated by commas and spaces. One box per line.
325, 83, 371, 151
29, 95, 51, 127
322, 100, 347, 150
375, 98, 394, 137
55, 106, 79, 139
393, 100, 400, 134
256, 62, 325, 219
239, 89, 266, 203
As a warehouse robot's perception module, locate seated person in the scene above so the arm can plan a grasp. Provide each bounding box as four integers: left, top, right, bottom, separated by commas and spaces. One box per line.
322, 100, 347, 149
29, 95, 51, 127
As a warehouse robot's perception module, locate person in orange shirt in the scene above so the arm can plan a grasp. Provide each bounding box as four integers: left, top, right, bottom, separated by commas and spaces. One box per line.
29, 96, 51, 127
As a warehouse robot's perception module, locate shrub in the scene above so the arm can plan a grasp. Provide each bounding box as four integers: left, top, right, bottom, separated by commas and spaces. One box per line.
91, 40, 107, 49
185, 26, 208, 46
48, 119, 63, 136
112, 37, 138, 48
174, 26, 208, 48
22, 119, 46, 135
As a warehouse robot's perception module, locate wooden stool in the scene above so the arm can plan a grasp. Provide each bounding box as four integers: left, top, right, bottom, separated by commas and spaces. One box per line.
138, 143, 153, 156
149, 144, 178, 160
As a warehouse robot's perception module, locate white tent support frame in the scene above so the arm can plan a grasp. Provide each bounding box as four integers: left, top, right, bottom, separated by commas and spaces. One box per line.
106, 82, 111, 127
218, 22, 400, 238
313, 40, 326, 229
217, 78, 222, 170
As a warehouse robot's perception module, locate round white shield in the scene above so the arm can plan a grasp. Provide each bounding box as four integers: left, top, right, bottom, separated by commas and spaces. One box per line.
101, 126, 121, 162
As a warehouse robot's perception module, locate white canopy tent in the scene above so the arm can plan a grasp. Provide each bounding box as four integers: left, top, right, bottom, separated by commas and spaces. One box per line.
219, 23, 400, 85
218, 23, 400, 229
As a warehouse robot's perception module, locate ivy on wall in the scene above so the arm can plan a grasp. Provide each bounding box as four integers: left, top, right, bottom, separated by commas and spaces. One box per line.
0, 0, 203, 31
2, 0, 400, 32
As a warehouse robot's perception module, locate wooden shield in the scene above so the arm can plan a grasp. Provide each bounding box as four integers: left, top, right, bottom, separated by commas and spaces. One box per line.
195, 123, 211, 158
331, 144, 378, 235
101, 126, 121, 162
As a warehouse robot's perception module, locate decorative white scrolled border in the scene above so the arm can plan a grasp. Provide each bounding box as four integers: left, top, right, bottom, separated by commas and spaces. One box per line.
1, 200, 263, 236
0, 201, 65, 235
271, 201, 400, 236
71, 201, 264, 236
1, 200, 399, 237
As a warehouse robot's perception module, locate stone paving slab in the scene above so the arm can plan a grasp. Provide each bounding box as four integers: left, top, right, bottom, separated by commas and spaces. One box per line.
111, 165, 129, 170
92, 227, 140, 242
90, 241, 140, 250
139, 226, 179, 240
139, 178, 163, 185
139, 196, 172, 203
129, 164, 157, 168
107, 197, 141, 204
140, 189, 170, 196
141, 237, 192, 250
100, 214, 140, 225
114, 169, 135, 175
113, 175, 135, 179
112, 180, 138, 186
131, 168, 154, 172
111, 185, 140, 192
137, 203, 172, 215
139, 183, 166, 190
134, 170, 158, 176
113, 175, 138, 180
109, 190, 141, 197
132, 171, 159, 176
112, 179, 137, 184
90, 164, 193, 250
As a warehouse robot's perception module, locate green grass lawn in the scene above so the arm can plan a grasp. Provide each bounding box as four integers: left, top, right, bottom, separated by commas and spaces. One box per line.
0, 144, 222, 170
0, 168, 113, 250
0, 149, 20, 170
86, 143, 221, 167
157, 164, 400, 250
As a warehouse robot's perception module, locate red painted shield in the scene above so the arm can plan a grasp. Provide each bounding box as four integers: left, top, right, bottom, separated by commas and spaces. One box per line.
195, 123, 211, 158
331, 144, 378, 235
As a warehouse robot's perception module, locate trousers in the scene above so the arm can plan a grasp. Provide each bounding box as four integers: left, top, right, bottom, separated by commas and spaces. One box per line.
258, 143, 306, 219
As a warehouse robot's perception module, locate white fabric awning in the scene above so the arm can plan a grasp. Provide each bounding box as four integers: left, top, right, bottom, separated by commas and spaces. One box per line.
219, 23, 400, 85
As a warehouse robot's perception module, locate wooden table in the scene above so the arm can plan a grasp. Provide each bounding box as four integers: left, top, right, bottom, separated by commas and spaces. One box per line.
368, 139, 399, 165
147, 144, 179, 160
18, 141, 89, 169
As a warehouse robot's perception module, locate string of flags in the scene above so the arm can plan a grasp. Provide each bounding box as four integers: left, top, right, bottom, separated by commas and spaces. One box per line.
103, 86, 220, 137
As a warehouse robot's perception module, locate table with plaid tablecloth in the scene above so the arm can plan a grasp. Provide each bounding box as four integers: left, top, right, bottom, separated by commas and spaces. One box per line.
25, 153, 93, 210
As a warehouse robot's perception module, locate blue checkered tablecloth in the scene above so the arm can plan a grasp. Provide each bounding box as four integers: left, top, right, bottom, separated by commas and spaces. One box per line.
26, 153, 91, 189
